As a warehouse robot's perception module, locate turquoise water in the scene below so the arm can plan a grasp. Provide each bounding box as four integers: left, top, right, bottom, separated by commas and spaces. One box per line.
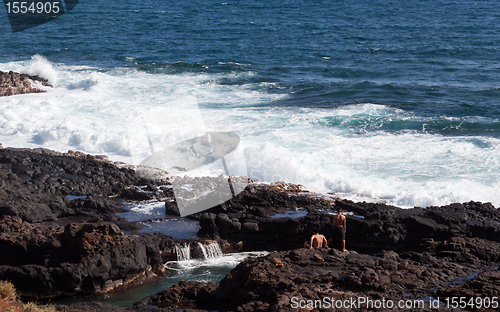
0, 0, 499, 208
56, 253, 262, 307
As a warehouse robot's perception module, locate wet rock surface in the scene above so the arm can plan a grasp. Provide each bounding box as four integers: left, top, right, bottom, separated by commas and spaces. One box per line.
198, 196, 500, 255
0, 147, 169, 223
0, 70, 51, 96
0, 147, 175, 301
1, 146, 499, 311
131, 190, 500, 311
129, 246, 500, 312
0, 217, 174, 300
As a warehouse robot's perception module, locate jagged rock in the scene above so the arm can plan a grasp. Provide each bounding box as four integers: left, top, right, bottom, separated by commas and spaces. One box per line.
165, 200, 180, 216
135, 247, 500, 312
0, 147, 178, 300
0, 218, 174, 300
1, 146, 499, 311
0, 147, 165, 222
0, 70, 51, 96
198, 196, 499, 255
185, 183, 331, 220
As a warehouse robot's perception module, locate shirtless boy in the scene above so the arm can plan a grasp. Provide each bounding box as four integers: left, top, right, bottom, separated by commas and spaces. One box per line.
329, 207, 347, 252
304, 228, 328, 250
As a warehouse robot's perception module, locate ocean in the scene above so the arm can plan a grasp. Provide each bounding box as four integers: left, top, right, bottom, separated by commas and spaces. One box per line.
1, 0, 499, 208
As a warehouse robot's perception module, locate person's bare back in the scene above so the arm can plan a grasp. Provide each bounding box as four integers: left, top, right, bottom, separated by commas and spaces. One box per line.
304, 228, 328, 249
330, 208, 347, 252
310, 233, 328, 249
332, 211, 346, 228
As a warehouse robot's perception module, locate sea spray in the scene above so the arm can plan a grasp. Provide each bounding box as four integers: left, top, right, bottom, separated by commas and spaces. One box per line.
20, 55, 58, 86
0, 58, 499, 208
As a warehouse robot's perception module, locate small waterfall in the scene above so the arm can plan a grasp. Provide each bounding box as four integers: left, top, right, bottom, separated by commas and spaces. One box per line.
175, 242, 224, 261
175, 242, 223, 261
197, 241, 223, 260
175, 243, 191, 261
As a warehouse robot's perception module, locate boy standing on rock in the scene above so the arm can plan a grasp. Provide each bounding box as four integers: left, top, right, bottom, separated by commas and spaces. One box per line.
329, 207, 347, 252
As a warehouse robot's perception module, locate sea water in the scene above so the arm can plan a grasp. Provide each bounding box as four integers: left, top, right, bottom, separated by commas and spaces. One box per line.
1, 0, 499, 208
56, 248, 267, 307
51, 199, 265, 307
2, 1, 499, 306
117, 200, 201, 239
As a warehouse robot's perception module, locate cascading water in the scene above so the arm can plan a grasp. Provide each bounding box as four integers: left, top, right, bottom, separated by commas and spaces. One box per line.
175, 244, 191, 261
175, 241, 223, 262
197, 242, 223, 260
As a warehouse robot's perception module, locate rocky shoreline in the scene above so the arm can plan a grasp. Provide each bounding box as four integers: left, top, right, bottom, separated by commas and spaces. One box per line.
0, 70, 51, 96
0, 146, 175, 301
0, 145, 499, 311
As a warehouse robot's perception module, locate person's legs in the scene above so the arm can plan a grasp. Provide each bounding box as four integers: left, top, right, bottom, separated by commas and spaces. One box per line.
340, 227, 346, 251
330, 227, 340, 251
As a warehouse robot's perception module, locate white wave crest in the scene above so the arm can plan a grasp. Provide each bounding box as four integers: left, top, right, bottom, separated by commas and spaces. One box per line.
20, 54, 58, 86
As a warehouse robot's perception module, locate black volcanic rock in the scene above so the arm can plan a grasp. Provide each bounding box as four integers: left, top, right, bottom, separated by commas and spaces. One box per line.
0, 216, 175, 300
0, 147, 177, 300
0, 147, 144, 222
164, 200, 180, 216
135, 247, 500, 312
186, 184, 332, 218
198, 195, 500, 255
1, 146, 499, 311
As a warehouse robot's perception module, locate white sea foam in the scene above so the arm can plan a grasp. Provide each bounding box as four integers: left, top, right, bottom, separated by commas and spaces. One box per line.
207, 104, 500, 207
19, 55, 59, 86
122, 200, 166, 216
165, 251, 268, 271
0, 58, 499, 208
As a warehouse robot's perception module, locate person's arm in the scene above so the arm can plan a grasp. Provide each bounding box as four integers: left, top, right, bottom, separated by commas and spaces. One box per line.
323, 236, 328, 248
309, 236, 313, 250
343, 217, 346, 233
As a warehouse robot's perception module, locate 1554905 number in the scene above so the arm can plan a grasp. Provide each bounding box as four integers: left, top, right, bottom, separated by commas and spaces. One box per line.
444, 297, 498, 309
5, 1, 61, 14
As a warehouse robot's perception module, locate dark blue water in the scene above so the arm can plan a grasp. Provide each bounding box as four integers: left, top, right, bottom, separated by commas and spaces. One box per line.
2, 0, 500, 123
2, 2, 500, 304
